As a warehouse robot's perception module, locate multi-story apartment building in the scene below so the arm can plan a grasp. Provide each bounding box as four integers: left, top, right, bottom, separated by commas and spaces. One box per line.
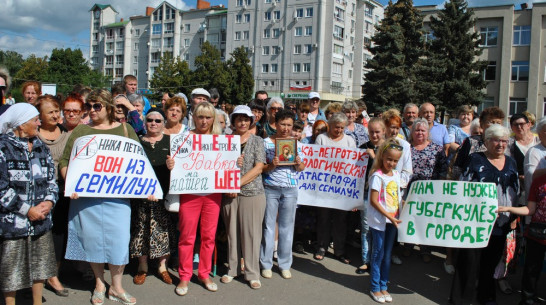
89, 0, 383, 101
418, 2, 546, 117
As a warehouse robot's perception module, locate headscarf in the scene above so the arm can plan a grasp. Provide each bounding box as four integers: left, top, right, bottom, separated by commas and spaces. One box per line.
0, 103, 39, 134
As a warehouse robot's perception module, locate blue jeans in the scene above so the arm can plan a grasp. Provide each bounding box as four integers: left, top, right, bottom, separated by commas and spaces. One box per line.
260, 186, 298, 271
370, 224, 397, 292
360, 206, 370, 265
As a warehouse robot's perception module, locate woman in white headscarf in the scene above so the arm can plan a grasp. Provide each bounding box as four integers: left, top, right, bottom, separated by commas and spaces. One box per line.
0, 103, 59, 305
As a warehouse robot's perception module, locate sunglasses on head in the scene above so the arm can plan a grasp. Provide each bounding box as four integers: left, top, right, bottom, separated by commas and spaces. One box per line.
84, 102, 103, 112
146, 118, 164, 123
383, 143, 403, 152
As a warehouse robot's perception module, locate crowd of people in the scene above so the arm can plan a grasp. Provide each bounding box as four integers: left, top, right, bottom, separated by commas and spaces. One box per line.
0, 68, 545, 305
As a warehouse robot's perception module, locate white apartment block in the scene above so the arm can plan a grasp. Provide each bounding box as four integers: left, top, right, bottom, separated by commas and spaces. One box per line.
89, 0, 383, 101
419, 2, 546, 117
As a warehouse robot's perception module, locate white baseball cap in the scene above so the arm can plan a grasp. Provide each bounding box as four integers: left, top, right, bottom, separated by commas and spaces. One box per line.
308, 92, 320, 99
191, 88, 211, 98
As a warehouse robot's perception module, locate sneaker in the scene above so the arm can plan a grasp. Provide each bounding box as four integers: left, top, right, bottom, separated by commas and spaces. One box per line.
261, 269, 272, 279
391, 255, 402, 265
444, 262, 455, 275
280, 270, 292, 279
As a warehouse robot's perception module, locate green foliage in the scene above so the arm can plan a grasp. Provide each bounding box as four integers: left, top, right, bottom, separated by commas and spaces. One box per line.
15, 55, 49, 84
0, 50, 24, 81
192, 41, 233, 103
226, 46, 254, 105
422, 0, 487, 111
149, 52, 192, 101
363, 0, 424, 112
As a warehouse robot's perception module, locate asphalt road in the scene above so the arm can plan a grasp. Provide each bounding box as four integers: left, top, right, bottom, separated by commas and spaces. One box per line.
4, 245, 543, 305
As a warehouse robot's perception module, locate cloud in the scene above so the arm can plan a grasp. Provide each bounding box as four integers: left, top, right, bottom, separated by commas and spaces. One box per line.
0, 34, 62, 58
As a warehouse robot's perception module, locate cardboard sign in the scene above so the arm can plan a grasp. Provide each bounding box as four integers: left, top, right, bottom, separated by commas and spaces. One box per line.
169, 133, 241, 194
65, 134, 163, 199
398, 180, 498, 248
297, 143, 369, 210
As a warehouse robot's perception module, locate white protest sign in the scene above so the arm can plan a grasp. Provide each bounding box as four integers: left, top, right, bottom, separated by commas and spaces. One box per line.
297, 143, 368, 210
65, 134, 163, 199
398, 180, 498, 248
169, 133, 241, 194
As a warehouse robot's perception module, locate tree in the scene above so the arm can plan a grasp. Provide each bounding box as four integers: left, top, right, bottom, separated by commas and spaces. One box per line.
0, 50, 24, 80
15, 54, 49, 84
421, 0, 487, 111
226, 46, 254, 105
149, 52, 191, 101
362, 0, 424, 112
192, 42, 233, 103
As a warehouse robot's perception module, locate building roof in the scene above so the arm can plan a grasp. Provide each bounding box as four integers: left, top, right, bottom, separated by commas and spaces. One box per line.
89, 3, 118, 13
103, 20, 129, 28
207, 9, 228, 16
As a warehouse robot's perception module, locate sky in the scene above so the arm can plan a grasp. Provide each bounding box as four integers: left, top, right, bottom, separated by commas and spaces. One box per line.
0, 0, 537, 60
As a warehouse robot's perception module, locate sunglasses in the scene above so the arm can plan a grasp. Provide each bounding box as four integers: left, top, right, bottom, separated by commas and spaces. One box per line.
63, 109, 82, 115
146, 118, 164, 123
287, 107, 296, 110
270, 107, 283, 111
84, 102, 103, 112
257, 98, 270, 103
383, 143, 403, 152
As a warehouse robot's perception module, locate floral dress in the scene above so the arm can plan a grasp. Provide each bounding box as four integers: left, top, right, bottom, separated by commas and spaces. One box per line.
408, 142, 447, 188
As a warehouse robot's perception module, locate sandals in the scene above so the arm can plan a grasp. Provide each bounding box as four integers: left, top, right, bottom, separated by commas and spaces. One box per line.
198, 277, 218, 292
249, 280, 261, 289
91, 289, 106, 304
175, 286, 188, 296
314, 248, 326, 261
220, 275, 234, 284
108, 291, 136, 305
355, 264, 368, 274
336, 255, 351, 264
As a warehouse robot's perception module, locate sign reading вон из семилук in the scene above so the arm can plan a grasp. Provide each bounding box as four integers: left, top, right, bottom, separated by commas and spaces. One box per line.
398, 180, 498, 248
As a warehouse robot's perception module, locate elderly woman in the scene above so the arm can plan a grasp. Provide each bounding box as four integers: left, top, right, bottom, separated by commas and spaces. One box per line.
60, 89, 139, 305
447, 105, 473, 153
509, 114, 539, 186
405, 118, 447, 262
130, 110, 176, 287
470, 119, 482, 136
343, 101, 369, 147
21, 81, 41, 105
128, 94, 145, 121
261, 109, 305, 279
163, 96, 188, 136
35, 95, 71, 297
356, 117, 386, 274
0, 103, 58, 305
450, 124, 519, 305
62, 93, 85, 132
169, 102, 222, 296
264, 97, 284, 137
220, 105, 266, 289
111, 87, 145, 136
452, 107, 505, 180
324, 102, 342, 120
249, 99, 266, 138
313, 113, 356, 263
216, 108, 230, 134
302, 120, 328, 144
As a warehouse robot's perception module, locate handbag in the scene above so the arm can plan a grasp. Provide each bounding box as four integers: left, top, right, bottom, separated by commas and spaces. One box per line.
527, 222, 546, 240
164, 193, 180, 213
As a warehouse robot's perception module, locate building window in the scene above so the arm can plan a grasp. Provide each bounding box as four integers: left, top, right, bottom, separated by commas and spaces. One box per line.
305, 26, 312, 36
511, 61, 529, 81
235, 31, 241, 40
365, 4, 373, 18
271, 63, 278, 73
184, 24, 190, 32
119, 28, 124, 38
274, 11, 281, 20
166, 7, 176, 19
295, 27, 302, 36
543, 98, 546, 116
513, 25, 531, 46
262, 64, 269, 73
236, 14, 242, 23
165, 23, 174, 34
184, 53, 190, 61
477, 97, 495, 114
115, 55, 123, 65
134, 43, 138, 51
105, 68, 113, 76
273, 29, 280, 38
272, 46, 280, 55
479, 27, 498, 47
264, 29, 270, 38
151, 39, 160, 48
237, 0, 243, 6
106, 56, 113, 65
294, 45, 302, 54
263, 46, 270, 55
306, 7, 313, 17
293, 63, 301, 72
333, 63, 342, 76
484, 61, 496, 81
303, 63, 311, 72
133, 56, 138, 64
92, 45, 98, 53
296, 8, 304, 18
244, 13, 251, 23
151, 52, 161, 63
333, 44, 343, 55
107, 29, 114, 39
106, 42, 113, 52
115, 68, 123, 77
183, 39, 190, 47
305, 44, 312, 54
333, 26, 344, 41
93, 33, 99, 41
264, 12, 271, 21
164, 37, 173, 48
152, 24, 162, 35
199, 38, 204, 46
135, 29, 140, 37
509, 98, 527, 115
265, 0, 272, 3
334, 7, 345, 22
116, 41, 123, 50
243, 31, 249, 40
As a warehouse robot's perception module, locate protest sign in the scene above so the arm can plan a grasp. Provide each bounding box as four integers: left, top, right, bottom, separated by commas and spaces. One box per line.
297, 143, 368, 210
398, 180, 498, 248
169, 133, 241, 194
65, 134, 163, 199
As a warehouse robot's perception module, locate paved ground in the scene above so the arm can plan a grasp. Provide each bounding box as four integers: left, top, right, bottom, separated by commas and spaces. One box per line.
3, 244, 544, 305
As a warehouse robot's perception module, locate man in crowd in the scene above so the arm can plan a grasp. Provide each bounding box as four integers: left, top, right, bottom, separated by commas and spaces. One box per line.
123, 75, 151, 114
400, 103, 418, 140
254, 90, 269, 103
209, 88, 221, 109
187, 88, 210, 129
307, 92, 326, 125
419, 102, 452, 155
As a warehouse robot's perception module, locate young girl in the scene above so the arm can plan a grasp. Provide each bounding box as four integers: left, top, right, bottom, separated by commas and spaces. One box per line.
367, 137, 403, 303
